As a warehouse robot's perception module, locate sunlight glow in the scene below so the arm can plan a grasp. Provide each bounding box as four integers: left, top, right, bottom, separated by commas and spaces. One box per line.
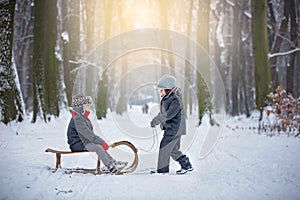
123, 1, 157, 29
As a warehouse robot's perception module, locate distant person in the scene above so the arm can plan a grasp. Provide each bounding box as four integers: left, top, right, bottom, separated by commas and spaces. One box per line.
150, 75, 193, 175
67, 94, 127, 174
143, 103, 149, 114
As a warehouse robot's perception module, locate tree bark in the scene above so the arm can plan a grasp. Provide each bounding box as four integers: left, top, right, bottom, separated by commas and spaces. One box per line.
286, 0, 297, 95
13, 0, 34, 112
0, 0, 24, 124
159, 0, 175, 75
231, 0, 240, 116
252, 0, 272, 117
196, 0, 210, 124
270, 0, 290, 89
85, 0, 96, 97
32, 0, 60, 122
62, 0, 80, 106
184, 0, 193, 117
96, 0, 113, 119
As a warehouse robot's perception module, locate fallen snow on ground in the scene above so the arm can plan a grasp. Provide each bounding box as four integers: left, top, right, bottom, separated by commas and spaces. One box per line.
0, 107, 300, 200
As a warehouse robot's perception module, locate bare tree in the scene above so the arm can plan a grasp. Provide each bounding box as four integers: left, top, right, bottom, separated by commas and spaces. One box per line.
231, 0, 240, 116
196, 0, 211, 125
252, 0, 272, 119
60, 0, 81, 106
0, 0, 24, 124
13, 0, 34, 112
32, 0, 61, 122
96, 0, 113, 119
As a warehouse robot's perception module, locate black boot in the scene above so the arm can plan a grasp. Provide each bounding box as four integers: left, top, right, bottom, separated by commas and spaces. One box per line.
176, 155, 193, 175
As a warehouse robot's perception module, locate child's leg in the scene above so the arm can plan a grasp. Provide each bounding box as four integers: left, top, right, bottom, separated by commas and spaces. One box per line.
85, 143, 115, 167
170, 135, 184, 160
157, 135, 179, 173
170, 136, 193, 172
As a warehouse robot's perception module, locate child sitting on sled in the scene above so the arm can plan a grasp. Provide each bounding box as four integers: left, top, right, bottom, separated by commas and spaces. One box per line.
67, 94, 127, 174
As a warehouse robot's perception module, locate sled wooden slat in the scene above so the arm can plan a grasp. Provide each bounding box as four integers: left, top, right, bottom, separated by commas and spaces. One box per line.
45, 148, 101, 170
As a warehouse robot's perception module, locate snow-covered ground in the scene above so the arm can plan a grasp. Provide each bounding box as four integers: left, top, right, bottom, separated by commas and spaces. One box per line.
0, 106, 300, 200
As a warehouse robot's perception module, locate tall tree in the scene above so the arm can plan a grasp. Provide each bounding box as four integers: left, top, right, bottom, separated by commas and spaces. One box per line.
85, 0, 96, 97
231, 0, 240, 116
286, 0, 297, 95
196, 0, 211, 125
13, 0, 34, 112
184, 0, 193, 117
96, 0, 114, 119
269, 0, 289, 89
159, 0, 175, 75
116, 0, 127, 115
61, 0, 80, 106
252, 0, 272, 119
239, 0, 252, 117
0, 0, 24, 124
32, 0, 61, 122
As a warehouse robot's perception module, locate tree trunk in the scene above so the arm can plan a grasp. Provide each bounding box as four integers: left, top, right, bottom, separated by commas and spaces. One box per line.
267, 0, 276, 49
231, 0, 240, 116
85, 0, 96, 97
286, 0, 297, 95
13, 0, 34, 113
0, 0, 24, 124
32, 0, 60, 122
96, 0, 113, 119
116, 0, 127, 115
184, 0, 193, 117
296, 0, 300, 97
196, 0, 210, 124
270, 0, 290, 90
159, 0, 175, 75
61, 0, 80, 106
239, 0, 251, 117
252, 0, 272, 117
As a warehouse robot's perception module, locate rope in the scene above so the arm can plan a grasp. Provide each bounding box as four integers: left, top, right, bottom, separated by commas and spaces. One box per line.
137, 128, 159, 153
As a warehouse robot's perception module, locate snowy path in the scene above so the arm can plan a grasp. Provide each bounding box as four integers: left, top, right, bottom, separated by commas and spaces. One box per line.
0, 109, 300, 200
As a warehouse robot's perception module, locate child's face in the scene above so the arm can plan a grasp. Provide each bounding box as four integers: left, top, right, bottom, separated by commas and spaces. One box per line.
84, 103, 91, 111
160, 89, 166, 96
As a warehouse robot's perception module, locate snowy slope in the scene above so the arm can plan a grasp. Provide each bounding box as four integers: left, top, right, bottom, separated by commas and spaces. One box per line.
0, 107, 300, 200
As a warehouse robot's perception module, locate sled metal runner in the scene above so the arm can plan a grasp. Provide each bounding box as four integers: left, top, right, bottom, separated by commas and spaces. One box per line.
45, 140, 138, 175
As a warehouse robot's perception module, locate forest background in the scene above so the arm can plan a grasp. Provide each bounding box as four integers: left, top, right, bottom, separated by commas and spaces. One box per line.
0, 0, 299, 126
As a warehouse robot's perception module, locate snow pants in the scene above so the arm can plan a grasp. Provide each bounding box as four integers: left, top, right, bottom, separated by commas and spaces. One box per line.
85, 143, 115, 167
157, 134, 184, 173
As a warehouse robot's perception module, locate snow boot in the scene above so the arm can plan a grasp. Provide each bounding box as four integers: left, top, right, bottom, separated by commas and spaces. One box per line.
109, 161, 128, 174
150, 170, 169, 175
176, 166, 194, 175
176, 155, 193, 175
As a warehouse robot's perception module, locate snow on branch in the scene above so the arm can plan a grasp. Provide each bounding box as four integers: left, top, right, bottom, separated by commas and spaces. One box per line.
69, 59, 102, 74
225, 0, 235, 7
268, 48, 300, 58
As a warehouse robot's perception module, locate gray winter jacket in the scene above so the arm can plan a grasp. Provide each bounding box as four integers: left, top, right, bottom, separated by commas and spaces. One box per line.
67, 113, 104, 152
151, 87, 186, 136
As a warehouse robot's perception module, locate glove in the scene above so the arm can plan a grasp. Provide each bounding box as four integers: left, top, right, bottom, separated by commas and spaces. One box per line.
102, 142, 109, 151
150, 120, 155, 128
150, 121, 155, 128
150, 115, 160, 128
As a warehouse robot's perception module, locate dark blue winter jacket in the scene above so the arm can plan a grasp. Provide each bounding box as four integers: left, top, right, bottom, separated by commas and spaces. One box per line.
67, 113, 104, 152
151, 87, 186, 136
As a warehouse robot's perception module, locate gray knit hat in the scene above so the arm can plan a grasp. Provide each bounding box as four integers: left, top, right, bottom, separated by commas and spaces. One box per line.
155, 75, 177, 90
72, 94, 91, 113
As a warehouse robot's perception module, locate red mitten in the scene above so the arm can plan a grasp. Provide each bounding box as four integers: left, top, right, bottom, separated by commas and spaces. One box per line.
102, 142, 109, 151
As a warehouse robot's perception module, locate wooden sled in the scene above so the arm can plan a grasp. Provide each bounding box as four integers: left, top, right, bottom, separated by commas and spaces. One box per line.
45, 140, 138, 175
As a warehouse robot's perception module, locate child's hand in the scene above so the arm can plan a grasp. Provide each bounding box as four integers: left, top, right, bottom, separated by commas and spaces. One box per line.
102, 142, 109, 150
150, 120, 155, 128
